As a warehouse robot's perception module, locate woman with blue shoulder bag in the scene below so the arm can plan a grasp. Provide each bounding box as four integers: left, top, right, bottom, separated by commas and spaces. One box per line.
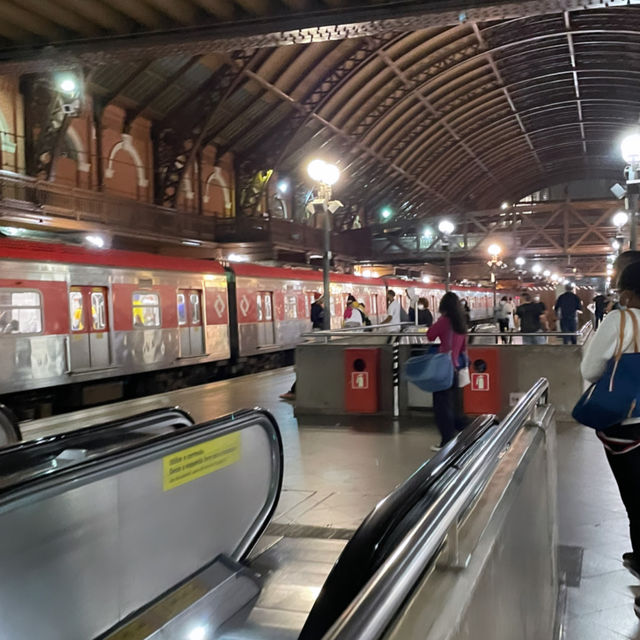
426, 292, 470, 452
578, 261, 640, 605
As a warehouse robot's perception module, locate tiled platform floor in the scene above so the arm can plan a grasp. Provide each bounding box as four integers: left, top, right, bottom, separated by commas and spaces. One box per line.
558, 421, 640, 639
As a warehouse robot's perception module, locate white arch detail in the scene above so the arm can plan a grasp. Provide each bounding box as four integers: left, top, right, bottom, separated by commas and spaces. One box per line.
104, 134, 149, 187
0, 107, 16, 154
65, 125, 90, 172
203, 166, 231, 212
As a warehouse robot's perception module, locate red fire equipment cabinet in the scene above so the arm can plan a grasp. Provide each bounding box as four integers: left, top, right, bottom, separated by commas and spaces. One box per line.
463, 347, 501, 415
345, 348, 380, 413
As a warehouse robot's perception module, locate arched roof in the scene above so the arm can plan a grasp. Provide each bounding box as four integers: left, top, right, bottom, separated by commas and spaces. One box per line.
5, 4, 640, 219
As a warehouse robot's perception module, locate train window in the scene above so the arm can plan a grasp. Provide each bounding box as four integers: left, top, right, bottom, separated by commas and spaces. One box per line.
0, 290, 42, 335
264, 293, 273, 321
91, 292, 107, 331
132, 292, 161, 328
69, 291, 84, 331
190, 293, 201, 324
177, 293, 187, 326
284, 295, 298, 320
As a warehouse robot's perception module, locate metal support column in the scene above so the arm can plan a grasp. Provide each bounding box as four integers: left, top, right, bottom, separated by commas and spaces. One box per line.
323, 201, 331, 330
445, 244, 451, 292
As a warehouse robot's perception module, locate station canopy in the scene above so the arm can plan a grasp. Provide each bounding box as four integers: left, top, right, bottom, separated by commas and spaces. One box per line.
1, 0, 639, 219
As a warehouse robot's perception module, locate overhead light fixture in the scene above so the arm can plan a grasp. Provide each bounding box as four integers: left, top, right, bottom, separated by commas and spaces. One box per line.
621, 132, 640, 165
422, 227, 433, 239
85, 234, 105, 249
181, 240, 201, 247
0, 226, 22, 237
59, 76, 77, 94
227, 253, 249, 262
438, 219, 455, 236
543, 269, 551, 277
612, 239, 621, 251
532, 263, 542, 274
500, 201, 509, 210
277, 179, 289, 194
307, 159, 340, 185
381, 207, 393, 221
487, 243, 501, 258
422, 275, 431, 283
612, 211, 629, 228
515, 256, 526, 267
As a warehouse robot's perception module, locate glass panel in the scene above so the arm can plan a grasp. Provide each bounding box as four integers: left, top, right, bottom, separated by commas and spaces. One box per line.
256, 294, 263, 322
132, 292, 161, 328
264, 294, 272, 321
69, 291, 84, 331
285, 295, 298, 320
190, 293, 201, 324
91, 292, 106, 330
177, 293, 187, 326
0, 290, 42, 335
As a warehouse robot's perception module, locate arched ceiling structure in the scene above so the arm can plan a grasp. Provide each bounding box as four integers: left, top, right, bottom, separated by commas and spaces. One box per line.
5, 3, 640, 221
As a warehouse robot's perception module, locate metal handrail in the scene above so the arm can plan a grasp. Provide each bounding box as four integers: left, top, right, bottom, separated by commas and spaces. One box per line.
322, 377, 550, 640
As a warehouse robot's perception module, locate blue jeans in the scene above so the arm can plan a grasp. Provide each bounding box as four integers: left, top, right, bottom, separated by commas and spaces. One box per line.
560, 317, 577, 345
522, 332, 546, 345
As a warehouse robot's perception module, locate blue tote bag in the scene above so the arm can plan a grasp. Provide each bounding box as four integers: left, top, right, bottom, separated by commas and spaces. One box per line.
405, 333, 455, 393
572, 310, 640, 430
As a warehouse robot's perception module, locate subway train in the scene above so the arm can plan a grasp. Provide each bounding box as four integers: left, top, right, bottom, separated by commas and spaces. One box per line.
0, 238, 495, 416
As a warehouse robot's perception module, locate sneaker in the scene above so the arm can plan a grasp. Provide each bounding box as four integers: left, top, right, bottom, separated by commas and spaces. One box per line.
430, 444, 443, 452
623, 552, 640, 579
635, 595, 640, 619
279, 392, 295, 401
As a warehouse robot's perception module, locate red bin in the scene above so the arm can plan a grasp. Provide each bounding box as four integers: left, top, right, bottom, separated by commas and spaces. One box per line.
344, 348, 380, 413
463, 347, 501, 415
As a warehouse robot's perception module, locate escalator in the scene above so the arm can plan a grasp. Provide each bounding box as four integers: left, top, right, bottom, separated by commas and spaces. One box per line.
1, 378, 554, 640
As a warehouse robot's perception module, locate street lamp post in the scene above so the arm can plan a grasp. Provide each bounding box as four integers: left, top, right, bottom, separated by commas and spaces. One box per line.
487, 243, 502, 308
438, 219, 455, 291
307, 159, 341, 330
621, 133, 640, 250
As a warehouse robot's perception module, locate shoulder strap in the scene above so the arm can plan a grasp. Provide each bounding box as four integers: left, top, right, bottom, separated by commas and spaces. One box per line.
615, 311, 628, 360
628, 310, 640, 353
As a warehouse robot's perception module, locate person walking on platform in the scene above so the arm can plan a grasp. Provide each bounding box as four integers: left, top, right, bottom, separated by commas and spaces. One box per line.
593, 292, 607, 329
426, 292, 469, 451
580, 262, 640, 613
495, 296, 510, 344
381, 289, 401, 333
516, 292, 548, 345
554, 283, 582, 345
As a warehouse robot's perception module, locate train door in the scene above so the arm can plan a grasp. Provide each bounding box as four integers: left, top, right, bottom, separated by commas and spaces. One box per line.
177, 289, 205, 357
68, 286, 110, 370
256, 291, 275, 347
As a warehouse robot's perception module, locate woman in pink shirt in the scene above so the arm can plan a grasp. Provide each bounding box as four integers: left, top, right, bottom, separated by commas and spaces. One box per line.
427, 292, 469, 451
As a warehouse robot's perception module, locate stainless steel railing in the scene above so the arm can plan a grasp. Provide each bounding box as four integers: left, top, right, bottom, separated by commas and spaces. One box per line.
321, 377, 550, 640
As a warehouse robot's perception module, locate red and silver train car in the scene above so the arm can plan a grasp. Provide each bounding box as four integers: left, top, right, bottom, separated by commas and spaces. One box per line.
0, 239, 229, 396
0, 238, 497, 415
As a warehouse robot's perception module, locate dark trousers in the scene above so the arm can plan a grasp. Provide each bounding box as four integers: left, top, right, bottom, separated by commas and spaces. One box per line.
433, 375, 466, 446
595, 312, 604, 330
498, 318, 509, 344
606, 447, 640, 556
560, 317, 577, 344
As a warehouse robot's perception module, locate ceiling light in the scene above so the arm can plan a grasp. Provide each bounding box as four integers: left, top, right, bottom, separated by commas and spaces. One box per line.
307, 159, 340, 185
515, 256, 525, 267
487, 243, 501, 257
228, 253, 249, 262
613, 211, 629, 228
621, 132, 640, 164
438, 219, 455, 235
85, 234, 105, 249
532, 263, 542, 274
59, 77, 77, 94
182, 240, 201, 247
381, 207, 393, 220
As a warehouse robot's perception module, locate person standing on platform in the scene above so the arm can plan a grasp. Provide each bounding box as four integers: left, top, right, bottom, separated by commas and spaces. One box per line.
580, 262, 640, 608
495, 296, 510, 344
310, 293, 324, 330
427, 292, 469, 452
280, 294, 324, 401
409, 297, 433, 328
554, 283, 583, 345
343, 294, 364, 329
593, 292, 607, 329
516, 292, 548, 345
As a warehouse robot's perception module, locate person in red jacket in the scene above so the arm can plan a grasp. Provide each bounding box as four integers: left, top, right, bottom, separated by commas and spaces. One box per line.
426, 292, 469, 451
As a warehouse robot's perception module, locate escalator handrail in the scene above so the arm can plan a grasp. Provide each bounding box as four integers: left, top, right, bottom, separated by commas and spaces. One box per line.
299, 414, 495, 640
0, 407, 284, 563
321, 377, 550, 640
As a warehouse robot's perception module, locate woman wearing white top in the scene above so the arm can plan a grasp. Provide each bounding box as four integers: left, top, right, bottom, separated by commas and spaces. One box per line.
581, 261, 640, 607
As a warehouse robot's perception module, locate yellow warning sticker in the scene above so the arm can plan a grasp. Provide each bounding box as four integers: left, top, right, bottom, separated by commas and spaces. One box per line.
162, 432, 241, 491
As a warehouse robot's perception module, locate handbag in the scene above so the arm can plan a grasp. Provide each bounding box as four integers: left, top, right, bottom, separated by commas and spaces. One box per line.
405, 352, 454, 392
572, 310, 640, 430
